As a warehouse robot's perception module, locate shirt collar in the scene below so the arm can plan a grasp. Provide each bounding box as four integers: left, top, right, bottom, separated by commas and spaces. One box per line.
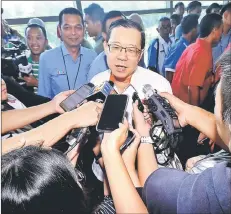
61, 42, 83, 56
179, 37, 190, 46
95, 34, 103, 42
196, 38, 211, 50
158, 35, 172, 45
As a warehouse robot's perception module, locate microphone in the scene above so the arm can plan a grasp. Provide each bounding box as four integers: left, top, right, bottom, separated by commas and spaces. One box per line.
60, 82, 95, 112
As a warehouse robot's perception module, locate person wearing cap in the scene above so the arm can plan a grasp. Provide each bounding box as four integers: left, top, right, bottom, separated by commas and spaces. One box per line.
212, 2, 231, 69
24, 18, 48, 90
38, 8, 97, 99
175, 1, 202, 42
84, 3, 105, 55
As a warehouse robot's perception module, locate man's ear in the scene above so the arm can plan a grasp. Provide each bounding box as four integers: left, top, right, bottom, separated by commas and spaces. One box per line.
138, 50, 144, 62
57, 25, 62, 39
103, 41, 108, 53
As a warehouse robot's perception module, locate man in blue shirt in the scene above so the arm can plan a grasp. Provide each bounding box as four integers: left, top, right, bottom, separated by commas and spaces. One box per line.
87, 10, 125, 81
147, 17, 174, 76
175, 1, 202, 42
164, 14, 199, 83
38, 8, 97, 98
212, 3, 231, 68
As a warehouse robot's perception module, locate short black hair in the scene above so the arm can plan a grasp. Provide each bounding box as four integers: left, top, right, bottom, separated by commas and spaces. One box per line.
206, 3, 221, 14
84, 3, 105, 23
175, 2, 185, 10
107, 19, 145, 50
199, 13, 223, 38
187, 1, 202, 13
59, 7, 84, 26
102, 10, 126, 33
170, 14, 181, 25
220, 2, 231, 16
159, 16, 171, 23
25, 25, 47, 39
181, 14, 199, 34
220, 49, 231, 125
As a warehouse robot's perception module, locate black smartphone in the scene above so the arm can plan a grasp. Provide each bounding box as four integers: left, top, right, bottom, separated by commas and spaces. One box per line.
120, 130, 135, 151
96, 94, 128, 132
60, 83, 94, 112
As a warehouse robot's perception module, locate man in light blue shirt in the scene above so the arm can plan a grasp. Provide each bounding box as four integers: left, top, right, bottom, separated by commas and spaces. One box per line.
87, 10, 125, 81
164, 14, 199, 83
38, 7, 97, 98
212, 3, 231, 68
175, 1, 201, 41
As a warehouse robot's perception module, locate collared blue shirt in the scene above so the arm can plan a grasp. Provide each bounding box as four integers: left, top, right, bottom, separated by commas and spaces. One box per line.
175, 24, 183, 41
87, 51, 108, 82
164, 36, 189, 76
94, 34, 104, 55
38, 42, 97, 98
212, 29, 231, 67
87, 50, 146, 81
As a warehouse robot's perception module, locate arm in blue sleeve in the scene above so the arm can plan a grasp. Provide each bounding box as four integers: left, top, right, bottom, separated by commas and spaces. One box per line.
38, 53, 52, 98
147, 40, 157, 68
175, 25, 182, 42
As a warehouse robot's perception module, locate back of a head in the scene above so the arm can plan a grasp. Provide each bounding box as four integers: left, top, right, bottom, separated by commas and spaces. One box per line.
1, 146, 88, 214
129, 13, 144, 30
84, 3, 105, 23
199, 13, 223, 38
59, 7, 84, 26
102, 10, 125, 33
206, 3, 221, 14
181, 14, 199, 34
107, 19, 145, 49
220, 49, 231, 126
187, 1, 202, 13
170, 14, 181, 25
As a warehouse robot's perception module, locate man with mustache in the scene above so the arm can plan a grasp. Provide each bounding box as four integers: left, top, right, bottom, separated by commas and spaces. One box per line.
38, 7, 97, 99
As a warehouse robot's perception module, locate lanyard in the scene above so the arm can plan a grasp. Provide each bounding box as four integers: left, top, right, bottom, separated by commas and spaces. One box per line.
60, 47, 82, 90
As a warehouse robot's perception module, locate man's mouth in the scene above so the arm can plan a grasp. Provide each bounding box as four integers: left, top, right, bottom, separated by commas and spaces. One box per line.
115, 65, 127, 72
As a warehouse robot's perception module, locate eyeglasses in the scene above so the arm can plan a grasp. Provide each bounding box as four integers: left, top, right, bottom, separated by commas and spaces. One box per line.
108, 44, 142, 57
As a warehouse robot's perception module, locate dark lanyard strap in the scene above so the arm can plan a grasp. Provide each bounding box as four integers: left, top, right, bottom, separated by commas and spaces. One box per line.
60, 47, 82, 90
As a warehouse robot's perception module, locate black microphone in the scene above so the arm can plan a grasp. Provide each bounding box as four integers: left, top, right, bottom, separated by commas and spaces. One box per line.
60, 82, 95, 112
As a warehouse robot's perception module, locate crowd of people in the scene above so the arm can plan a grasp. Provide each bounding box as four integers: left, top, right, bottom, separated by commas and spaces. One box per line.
1, 1, 231, 213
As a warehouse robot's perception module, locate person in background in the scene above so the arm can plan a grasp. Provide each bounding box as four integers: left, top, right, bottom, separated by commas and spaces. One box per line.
128, 13, 146, 68
175, 1, 202, 41
87, 10, 125, 81
170, 14, 181, 41
147, 17, 173, 75
164, 14, 199, 83
23, 18, 48, 91
38, 8, 97, 99
212, 3, 231, 69
174, 2, 185, 20
206, 3, 221, 14
84, 3, 105, 55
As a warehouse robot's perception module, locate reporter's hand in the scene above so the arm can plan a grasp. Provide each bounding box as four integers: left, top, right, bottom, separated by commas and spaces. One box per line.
122, 127, 141, 170
159, 92, 189, 127
50, 90, 75, 114
132, 100, 151, 136
23, 75, 38, 87
101, 119, 129, 152
72, 101, 103, 128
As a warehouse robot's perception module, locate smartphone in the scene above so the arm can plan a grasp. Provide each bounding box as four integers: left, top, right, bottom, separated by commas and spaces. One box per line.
96, 94, 128, 132
120, 130, 135, 151
60, 83, 94, 112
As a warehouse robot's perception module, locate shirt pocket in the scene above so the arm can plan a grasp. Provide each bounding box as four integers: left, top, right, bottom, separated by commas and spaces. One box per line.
50, 68, 68, 89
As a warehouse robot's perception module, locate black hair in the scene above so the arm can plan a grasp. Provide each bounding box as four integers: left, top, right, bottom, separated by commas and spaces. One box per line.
220, 49, 231, 125
220, 2, 231, 16
59, 7, 84, 26
84, 3, 105, 23
170, 14, 181, 25
107, 19, 145, 50
1, 146, 89, 214
25, 24, 47, 39
187, 1, 202, 13
159, 16, 171, 23
181, 14, 199, 34
175, 2, 185, 10
206, 3, 221, 14
199, 13, 223, 38
102, 10, 126, 33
